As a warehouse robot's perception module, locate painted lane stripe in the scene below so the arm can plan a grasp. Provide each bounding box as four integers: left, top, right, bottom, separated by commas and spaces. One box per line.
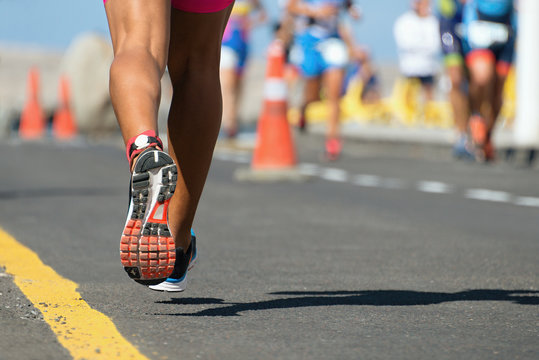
0, 228, 149, 360
465, 189, 512, 203
382, 178, 406, 190
298, 163, 320, 176
513, 196, 539, 208
320, 168, 349, 182
417, 181, 454, 194
352, 174, 382, 187
214, 152, 539, 210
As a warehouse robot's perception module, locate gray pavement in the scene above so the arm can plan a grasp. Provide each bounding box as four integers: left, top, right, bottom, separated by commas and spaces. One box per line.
0, 134, 538, 360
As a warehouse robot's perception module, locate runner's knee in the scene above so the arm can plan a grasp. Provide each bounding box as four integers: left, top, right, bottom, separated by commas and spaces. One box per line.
466, 50, 496, 87
111, 45, 167, 80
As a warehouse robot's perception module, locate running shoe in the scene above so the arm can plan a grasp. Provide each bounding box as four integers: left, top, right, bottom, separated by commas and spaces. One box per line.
149, 231, 197, 292
482, 137, 496, 162
452, 134, 475, 161
120, 146, 178, 285
469, 114, 488, 147
325, 137, 342, 161
469, 114, 495, 162
224, 126, 238, 139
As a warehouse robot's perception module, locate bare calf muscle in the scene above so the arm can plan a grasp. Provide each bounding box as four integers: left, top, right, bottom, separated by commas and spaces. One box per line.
104, 0, 233, 288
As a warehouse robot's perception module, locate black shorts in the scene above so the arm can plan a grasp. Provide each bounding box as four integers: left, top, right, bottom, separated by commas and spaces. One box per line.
439, 15, 464, 60
408, 75, 435, 86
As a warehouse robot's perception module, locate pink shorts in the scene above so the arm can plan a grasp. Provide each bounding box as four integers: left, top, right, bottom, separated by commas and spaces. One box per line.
103, 0, 234, 13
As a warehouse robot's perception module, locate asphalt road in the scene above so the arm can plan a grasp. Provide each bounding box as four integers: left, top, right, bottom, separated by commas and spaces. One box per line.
0, 134, 538, 360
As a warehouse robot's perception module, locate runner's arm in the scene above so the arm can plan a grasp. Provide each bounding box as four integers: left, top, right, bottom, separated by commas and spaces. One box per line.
338, 23, 358, 58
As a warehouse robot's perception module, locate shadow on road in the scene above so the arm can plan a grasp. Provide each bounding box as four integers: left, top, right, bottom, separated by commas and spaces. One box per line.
0, 187, 122, 200
155, 289, 539, 317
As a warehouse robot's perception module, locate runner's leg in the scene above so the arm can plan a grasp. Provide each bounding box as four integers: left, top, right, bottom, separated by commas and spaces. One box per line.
166, 5, 233, 250
467, 51, 496, 128
323, 67, 345, 140
105, 0, 177, 283
220, 65, 240, 138
104, 0, 170, 145
447, 65, 468, 134
299, 76, 322, 130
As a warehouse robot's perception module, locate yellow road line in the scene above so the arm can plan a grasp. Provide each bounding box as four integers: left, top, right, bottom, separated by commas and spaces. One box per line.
0, 227, 149, 360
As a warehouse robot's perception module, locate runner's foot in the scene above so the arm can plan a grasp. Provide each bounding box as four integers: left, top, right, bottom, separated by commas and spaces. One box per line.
149, 231, 197, 292
120, 138, 178, 285
469, 114, 487, 145
452, 134, 475, 161
469, 114, 491, 162
325, 137, 342, 161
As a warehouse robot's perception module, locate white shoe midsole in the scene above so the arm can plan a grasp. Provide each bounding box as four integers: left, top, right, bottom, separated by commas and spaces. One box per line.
149, 278, 187, 292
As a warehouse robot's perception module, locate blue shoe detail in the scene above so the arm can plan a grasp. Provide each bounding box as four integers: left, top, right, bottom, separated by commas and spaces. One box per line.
164, 273, 187, 283
453, 135, 475, 160
148, 231, 197, 292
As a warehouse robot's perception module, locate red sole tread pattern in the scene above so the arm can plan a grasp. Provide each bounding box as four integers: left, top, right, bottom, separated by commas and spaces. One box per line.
120, 149, 178, 284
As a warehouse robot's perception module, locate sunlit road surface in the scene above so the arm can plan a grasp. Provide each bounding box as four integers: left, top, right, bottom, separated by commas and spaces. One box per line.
0, 136, 538, 360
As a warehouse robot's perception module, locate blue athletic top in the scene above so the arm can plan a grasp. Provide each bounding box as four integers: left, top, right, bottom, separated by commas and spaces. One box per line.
462, 0, 517, 51
474, 0, 514, 18
463, 0, 516, 27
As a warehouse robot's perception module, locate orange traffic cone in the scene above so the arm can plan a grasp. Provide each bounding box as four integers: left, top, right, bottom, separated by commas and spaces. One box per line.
235, 40, 306, 182
252, 40, 296, 169
19, 67, 46, 139
52, 75, 77, 140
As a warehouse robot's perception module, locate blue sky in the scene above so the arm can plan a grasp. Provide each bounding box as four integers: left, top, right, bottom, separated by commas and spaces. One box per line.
0, 0, 410, 62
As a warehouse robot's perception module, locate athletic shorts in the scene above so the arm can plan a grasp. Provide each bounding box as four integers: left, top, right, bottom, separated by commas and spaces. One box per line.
438, 15, 464, 67
221, 20, 249, 71
409, 75, 435, 87
103, 0, 234, 13
290, 34, 349, 78
463, 7, 516, 75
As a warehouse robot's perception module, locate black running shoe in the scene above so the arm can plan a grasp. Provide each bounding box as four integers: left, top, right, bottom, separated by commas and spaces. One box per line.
149, 231, 197, 292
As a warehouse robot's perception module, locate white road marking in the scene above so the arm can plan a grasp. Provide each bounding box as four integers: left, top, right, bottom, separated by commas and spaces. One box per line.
417, 181, 454, 194
465, 189, 512, 203
382, 178, 407, 190
213, 151, 538, 210
352, 174, 382, 187
514, 196, 539, 208
320, 168, 349, 182
298, 163, 320, 176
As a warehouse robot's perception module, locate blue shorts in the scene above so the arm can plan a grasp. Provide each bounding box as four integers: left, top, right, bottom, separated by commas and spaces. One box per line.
291, 34, 349, 78
221, 21, 248, 71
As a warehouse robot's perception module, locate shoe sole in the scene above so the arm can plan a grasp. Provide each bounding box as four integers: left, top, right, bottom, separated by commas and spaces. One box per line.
120, 148, 178, 285
147, 254, 197, 292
